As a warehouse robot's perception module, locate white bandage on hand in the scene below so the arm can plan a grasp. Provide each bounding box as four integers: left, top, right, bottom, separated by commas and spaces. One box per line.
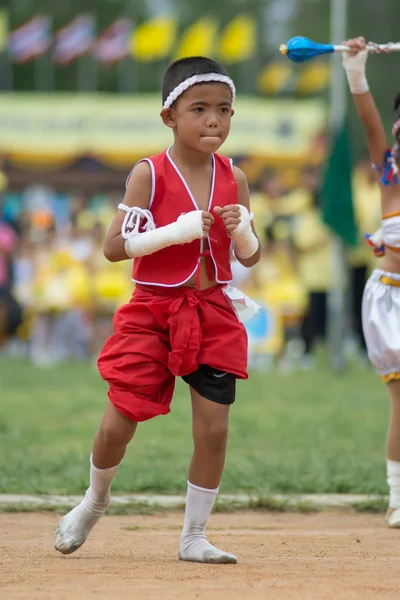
342, 49, 369, 94
231, 205, 259, 260
123, 209, 204, 258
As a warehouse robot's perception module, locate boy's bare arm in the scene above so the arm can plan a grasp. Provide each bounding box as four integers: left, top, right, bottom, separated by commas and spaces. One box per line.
232, 166, 261, 267
103, 161, 152, 262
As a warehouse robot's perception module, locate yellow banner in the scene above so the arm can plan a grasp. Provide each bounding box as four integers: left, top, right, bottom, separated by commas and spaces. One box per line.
0, 94, 326, 165
218, 15, 256, 64
131, 17, 177, 61
0, 9, 7, 53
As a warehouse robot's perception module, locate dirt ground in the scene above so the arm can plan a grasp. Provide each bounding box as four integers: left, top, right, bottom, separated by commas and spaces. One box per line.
1, 511, 400, 600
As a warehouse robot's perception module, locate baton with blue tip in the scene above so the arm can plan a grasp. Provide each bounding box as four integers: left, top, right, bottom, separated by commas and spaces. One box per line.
279, 36, 400, 63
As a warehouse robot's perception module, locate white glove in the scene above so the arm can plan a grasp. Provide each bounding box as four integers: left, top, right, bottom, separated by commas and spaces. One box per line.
342, 49, 369, 94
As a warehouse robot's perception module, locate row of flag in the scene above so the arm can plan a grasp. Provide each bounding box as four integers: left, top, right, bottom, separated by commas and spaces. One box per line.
258, 60, 330, 96
5, 14, 128, 65
2, 13, 257, 65
0, 11, 331, 95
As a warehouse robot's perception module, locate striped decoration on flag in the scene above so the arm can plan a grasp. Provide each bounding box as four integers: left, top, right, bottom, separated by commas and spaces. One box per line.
54, 15, 95, 65
9, 16, 51, 63
94, 18, 132, 64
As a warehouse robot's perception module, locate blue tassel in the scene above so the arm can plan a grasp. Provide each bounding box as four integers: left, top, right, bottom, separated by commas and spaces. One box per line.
381, 167, 399, 186
381, 149, 399, 186
364, 233, 385, 257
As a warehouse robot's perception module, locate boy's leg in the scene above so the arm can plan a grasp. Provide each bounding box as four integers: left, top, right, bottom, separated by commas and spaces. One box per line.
54, 402, 137, 554
179, 385, 236, 564
385, 381, 400, 527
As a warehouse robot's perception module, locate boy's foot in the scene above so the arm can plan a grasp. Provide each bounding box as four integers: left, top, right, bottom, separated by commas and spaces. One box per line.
54, 494, 109, 554
178, 539, 237, 564
386, 507, 400, 528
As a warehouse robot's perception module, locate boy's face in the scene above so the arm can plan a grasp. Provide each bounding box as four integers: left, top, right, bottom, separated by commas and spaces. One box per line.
161, 83, 234, 153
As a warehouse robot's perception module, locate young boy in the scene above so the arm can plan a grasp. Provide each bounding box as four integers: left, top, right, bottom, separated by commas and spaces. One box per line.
54, 56, 260, 564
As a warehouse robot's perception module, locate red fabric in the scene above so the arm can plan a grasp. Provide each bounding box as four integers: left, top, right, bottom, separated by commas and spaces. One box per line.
132, 151, 236, 286
97, 284, 248, 423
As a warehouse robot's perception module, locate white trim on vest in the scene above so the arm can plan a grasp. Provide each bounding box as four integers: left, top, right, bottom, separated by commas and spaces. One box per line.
125, 158, 156, 209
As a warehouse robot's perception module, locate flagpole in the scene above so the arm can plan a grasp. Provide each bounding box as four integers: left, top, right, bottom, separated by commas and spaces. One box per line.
0, 51, 13, 91
327, 0, 348, 370
0, 8, 12, 91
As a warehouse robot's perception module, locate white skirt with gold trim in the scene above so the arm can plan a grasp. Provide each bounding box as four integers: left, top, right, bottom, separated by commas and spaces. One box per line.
362, 269, 400, 383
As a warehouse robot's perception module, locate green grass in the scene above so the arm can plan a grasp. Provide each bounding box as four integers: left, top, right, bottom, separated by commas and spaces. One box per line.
0, 358, 389, 496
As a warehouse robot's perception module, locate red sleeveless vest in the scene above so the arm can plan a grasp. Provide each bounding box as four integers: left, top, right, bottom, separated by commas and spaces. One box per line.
130, 148, 237, 287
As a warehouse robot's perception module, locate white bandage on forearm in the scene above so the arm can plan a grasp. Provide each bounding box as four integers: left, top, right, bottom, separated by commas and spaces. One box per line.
123, 209, 204, 258
342, 49, 369, 94
231, 205, 259, 259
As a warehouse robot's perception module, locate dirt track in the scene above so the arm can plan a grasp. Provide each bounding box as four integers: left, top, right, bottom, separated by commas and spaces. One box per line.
1, 511, 400, 600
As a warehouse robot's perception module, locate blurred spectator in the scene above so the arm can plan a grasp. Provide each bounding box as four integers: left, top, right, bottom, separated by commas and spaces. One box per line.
347, 158, 382, 357
0, 152, 381, 367
292, 167, 333, 367
0, 215, 23, 347
0, 218, 17, 291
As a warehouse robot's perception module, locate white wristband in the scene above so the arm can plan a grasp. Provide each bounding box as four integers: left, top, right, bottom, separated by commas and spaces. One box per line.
124, 210, 204, 258
231, 205, 259, 260
342, 49, 369, 94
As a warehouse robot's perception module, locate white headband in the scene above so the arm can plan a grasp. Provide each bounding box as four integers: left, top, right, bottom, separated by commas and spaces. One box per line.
163, 73, 236, 109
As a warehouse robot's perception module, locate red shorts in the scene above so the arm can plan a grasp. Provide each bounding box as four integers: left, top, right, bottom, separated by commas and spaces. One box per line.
97, 284, 248, 422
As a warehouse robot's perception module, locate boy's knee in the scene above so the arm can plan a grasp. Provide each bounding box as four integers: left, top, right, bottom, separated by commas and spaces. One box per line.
98, 422, 134, 448
195, 421, 229, 451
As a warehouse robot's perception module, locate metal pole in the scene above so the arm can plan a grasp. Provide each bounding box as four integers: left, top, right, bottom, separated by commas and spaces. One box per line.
327, 0, 348, 370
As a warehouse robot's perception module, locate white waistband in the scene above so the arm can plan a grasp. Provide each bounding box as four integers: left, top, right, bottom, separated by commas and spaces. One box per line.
372, 268, 400, 281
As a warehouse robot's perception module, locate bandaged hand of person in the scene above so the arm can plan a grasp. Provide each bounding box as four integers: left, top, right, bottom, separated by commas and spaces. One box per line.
214, 204, 259, 259
124, 209, 213, 258
342, 37, 369, 94
175, 210, 214, 241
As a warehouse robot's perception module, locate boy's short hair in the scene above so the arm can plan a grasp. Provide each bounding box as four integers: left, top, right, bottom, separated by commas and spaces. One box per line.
162, 57, 229, 105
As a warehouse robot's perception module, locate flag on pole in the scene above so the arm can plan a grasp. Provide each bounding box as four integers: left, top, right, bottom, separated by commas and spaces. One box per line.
0, 9, 8, 53
9, 16, 51, 63
131, 16, 176, 62
175, 18, 217, 60
321, 120, 357, 246
218, 15, 256, 63
54, 15, 95, 65
94, 18, 132, 65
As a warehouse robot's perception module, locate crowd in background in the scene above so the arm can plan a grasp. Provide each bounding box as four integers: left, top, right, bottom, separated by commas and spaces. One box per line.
0, 158, 382, 368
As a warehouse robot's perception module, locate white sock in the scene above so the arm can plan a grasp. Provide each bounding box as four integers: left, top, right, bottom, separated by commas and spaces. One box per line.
180, 481, 218, 551
80, 454, 119, 514
387, 459, 400, 509
54, 455, 120, 554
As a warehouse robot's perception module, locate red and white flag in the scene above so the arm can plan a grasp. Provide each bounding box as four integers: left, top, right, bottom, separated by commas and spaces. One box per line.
54, 14, 95, 65
94, 18, 132, 64
9, 16, 51, 63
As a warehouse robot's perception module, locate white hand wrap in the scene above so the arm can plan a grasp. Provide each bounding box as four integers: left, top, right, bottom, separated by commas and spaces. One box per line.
123, 208, 204, 258
231, 205, 259, 259
342, 49, 369, 94
118, 204, 155, 239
